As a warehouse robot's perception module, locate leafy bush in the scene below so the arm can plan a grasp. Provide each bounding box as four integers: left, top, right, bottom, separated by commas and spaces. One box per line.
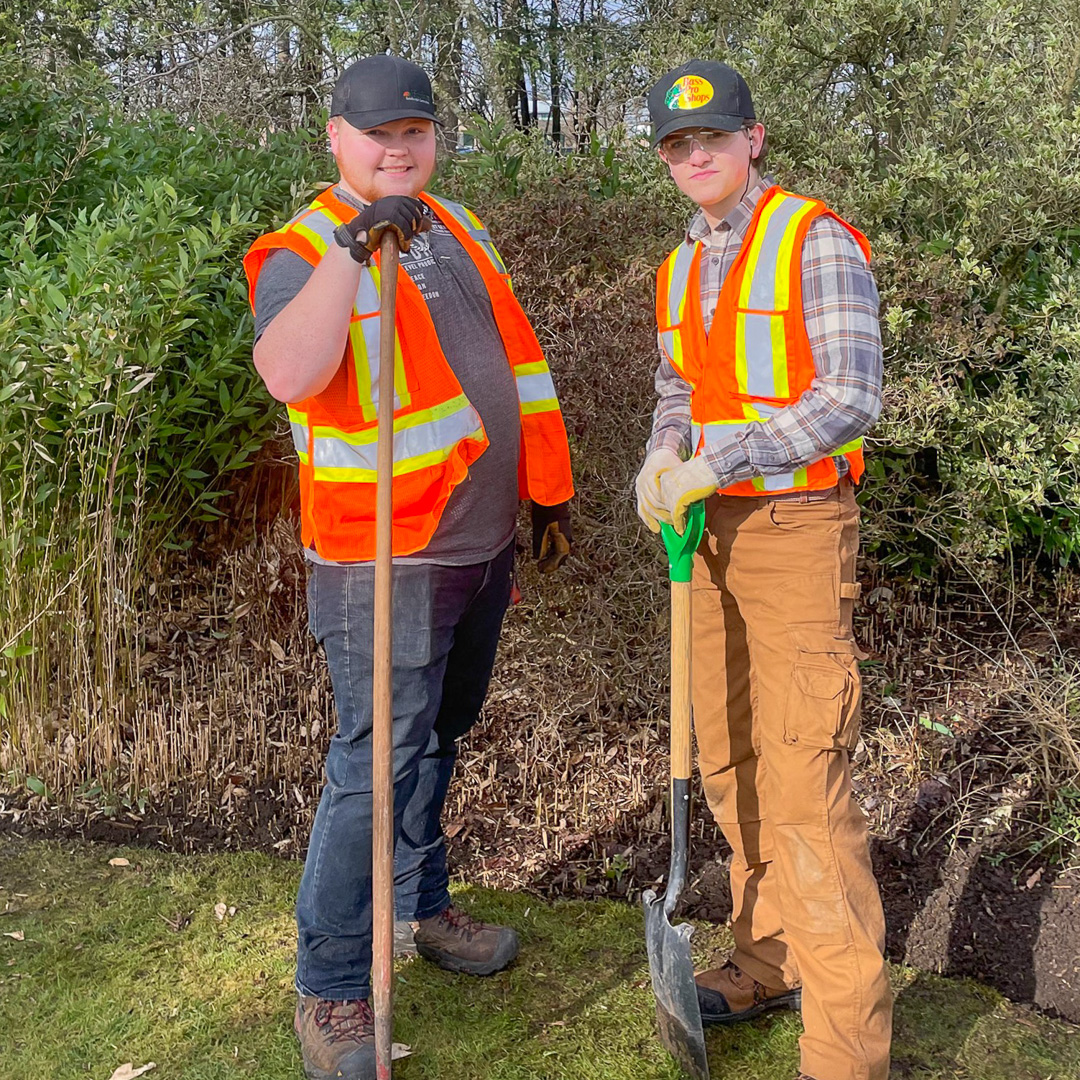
0, 59, 327, 558
0, 57, 325, 744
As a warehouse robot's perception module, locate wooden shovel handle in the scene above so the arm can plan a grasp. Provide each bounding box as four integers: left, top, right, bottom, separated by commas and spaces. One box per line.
372, 232, 399, 1080
670, 580, 693, 782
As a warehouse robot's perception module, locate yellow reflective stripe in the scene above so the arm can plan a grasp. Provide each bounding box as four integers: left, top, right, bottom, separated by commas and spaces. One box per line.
521, 398, 559, 416
348, 321, 378, 423
292, 218, 330, 256
738, 195, 785, 309
773, 200, 815, 312
735, 312, 750, 396
513, 360, 550, 377
671, 329, 684, 372
365, 263, 410, 410
315, 200, 347, 226
831, 437, 863, 455
770, 313, 789, 398
312, 394, 472, 446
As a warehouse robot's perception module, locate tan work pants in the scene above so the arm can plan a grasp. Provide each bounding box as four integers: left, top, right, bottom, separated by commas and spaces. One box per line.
691, 483, 892, 1080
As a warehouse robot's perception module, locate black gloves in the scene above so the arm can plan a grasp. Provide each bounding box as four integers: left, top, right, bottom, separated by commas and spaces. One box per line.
531, 500, 573, 574
334, 196, 430, 263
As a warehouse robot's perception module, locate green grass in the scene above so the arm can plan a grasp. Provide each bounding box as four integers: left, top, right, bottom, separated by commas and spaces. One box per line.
0, 840, 1077, 1080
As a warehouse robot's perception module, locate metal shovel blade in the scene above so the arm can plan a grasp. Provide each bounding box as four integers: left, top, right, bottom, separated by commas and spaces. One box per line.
643, 886, 709, 1080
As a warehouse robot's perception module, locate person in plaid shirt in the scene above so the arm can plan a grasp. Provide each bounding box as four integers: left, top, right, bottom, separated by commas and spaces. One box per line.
635, 61, 891, 1080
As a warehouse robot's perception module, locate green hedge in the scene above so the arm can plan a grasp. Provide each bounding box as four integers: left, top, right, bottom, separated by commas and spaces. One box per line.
0, 60, 326, 574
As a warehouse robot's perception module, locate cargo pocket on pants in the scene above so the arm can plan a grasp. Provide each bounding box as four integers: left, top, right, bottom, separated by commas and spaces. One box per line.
783, 629, 865, 749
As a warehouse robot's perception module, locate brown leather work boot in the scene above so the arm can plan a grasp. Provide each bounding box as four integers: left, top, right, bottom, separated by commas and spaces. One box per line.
294, 995, 375, 1080
413, 904, 519, 975
695, 960, 802, 1026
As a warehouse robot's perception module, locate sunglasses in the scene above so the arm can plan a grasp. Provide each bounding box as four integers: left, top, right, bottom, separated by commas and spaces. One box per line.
660, 128, 748, 164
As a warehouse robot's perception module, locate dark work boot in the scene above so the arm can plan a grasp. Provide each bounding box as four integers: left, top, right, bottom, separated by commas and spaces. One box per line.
413, 905, 519, 975
695, 961, 802, 1026
294, 995, 375, 1080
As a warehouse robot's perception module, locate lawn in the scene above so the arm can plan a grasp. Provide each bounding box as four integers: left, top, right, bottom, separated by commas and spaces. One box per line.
0, 839, 1076, 1080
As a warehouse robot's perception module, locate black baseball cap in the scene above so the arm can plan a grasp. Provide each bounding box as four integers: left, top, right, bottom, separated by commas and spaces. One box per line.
330, 54, 442, 129
647, 60, 755, 147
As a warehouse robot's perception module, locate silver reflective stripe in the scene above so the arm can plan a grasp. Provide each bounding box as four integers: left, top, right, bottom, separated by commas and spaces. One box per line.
354, 272, 379, 315
660, 330, 676, 361
746, 196, 807, 310
667, 243, 697, 326
702, 421, 752, 444
741, 313, 780, 397
761, 471, 797, 491
429, 196, 508, 275
290, 421, 308, 455
701, 417, 794, 489
312, 400, 481, 475
298, 207, 338, 245
690, 422, 703, 450
354, 272, 405, 408
516, 371, 557, 403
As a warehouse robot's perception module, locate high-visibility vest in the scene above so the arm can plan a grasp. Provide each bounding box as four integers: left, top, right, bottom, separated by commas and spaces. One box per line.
656, 185, 870, 496
244, 187, 574, 561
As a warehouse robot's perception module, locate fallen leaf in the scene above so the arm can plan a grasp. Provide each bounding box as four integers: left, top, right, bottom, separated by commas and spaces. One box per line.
109, 1064, 157, 1080
213, 903, 228, 921
391, 1043, 412, 1060
1026, 868, 1044, 890
3, 931, 24, 941
108, 858, 130, 868
268, 639, 286, 662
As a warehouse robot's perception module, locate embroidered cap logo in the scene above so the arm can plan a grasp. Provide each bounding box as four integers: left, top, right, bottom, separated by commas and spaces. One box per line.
665, 75, 714, 111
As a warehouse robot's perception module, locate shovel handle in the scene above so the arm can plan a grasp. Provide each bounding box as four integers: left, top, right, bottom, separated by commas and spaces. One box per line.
372, 231, 399, 1080
660, 502, 703, 913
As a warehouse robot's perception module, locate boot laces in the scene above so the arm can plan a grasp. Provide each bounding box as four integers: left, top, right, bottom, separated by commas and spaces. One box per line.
313, 998, 374, 1045
440, 905, 481, 942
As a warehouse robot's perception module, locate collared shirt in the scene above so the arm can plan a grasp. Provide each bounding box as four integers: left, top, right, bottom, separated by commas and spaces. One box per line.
645, 176, 883, 486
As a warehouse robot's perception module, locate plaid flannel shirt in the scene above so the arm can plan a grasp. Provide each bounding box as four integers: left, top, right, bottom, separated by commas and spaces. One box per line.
645, 176, 883, 486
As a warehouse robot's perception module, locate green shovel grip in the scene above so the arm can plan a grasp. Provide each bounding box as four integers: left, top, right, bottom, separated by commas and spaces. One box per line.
660, 501, 705, 583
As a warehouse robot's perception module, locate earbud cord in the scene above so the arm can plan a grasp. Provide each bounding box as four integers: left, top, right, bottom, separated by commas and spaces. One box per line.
738, 128, 754, 206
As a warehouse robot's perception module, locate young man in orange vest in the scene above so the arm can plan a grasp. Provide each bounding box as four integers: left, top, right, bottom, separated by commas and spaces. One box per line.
635, 61, 891, 1080
244, 54, 573, 1080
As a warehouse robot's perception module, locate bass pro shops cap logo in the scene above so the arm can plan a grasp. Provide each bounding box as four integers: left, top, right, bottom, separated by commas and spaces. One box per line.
665, 75, 715, 111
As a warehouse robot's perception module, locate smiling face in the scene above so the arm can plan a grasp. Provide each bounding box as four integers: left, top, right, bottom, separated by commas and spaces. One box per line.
327, 116, 437, 203
658, 122, 765, 225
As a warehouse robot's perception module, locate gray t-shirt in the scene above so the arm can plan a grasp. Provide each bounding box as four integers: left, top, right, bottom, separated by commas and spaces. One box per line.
253, 188, 521, 566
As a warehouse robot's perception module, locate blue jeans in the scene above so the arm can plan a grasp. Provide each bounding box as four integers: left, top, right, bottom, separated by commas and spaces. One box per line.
295, 541, 514, 1000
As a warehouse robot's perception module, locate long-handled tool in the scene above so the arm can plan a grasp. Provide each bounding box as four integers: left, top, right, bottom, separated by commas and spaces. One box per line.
643, 501, 708, 1080
372, 231, 400, 1080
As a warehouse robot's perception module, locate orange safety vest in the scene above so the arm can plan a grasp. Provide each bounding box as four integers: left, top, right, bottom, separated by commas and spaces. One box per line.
656, 185, 871, 496
244, 187, 574, 561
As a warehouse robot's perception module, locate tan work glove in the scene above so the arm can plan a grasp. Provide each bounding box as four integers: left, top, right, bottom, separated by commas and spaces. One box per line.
659, 456, 720, 534
635, 448, 682, 533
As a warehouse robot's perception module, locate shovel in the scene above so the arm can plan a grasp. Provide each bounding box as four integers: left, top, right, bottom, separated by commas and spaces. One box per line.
643, 500, 708, 1080
372, 231, 400, 1080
